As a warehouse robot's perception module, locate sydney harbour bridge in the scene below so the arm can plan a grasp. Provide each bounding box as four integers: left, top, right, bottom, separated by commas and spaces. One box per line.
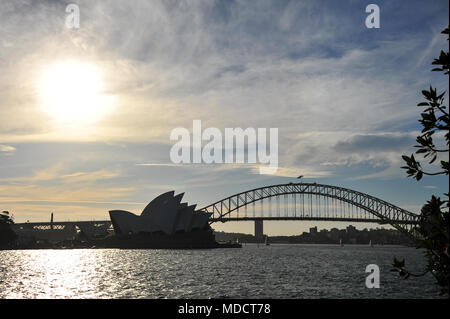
14, 182, 420, 238
201, 182, 419, 237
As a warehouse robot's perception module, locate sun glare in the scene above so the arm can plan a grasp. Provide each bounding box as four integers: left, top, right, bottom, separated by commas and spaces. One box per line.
37, 60, 113, 125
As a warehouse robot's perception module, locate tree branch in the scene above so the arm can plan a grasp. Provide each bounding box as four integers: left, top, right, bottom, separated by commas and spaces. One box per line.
422, 171, 448, 176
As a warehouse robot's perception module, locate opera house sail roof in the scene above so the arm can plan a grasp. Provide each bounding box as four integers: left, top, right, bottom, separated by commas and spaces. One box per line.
109, 191, 212, 236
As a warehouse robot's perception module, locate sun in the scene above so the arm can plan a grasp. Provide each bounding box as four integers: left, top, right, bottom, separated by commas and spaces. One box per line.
37, 60, 113, 125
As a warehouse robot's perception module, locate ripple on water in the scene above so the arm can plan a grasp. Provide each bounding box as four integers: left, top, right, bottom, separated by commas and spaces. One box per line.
0, 245, 442, 299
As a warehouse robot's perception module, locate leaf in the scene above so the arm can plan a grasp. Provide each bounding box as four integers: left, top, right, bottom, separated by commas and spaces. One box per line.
402, 155, 411, 164
422, 90, 431, 99
416, 171, 423, 181
430, 155, 437, 164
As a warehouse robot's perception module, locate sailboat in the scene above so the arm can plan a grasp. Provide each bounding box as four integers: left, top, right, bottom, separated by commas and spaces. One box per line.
369, 240, 373, 247
265, 236, 270, 246
340, 239, 344, 247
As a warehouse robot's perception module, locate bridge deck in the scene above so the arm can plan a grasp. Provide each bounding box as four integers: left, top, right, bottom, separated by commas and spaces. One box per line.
15, 220, 111, 227
210, 216, 417, 224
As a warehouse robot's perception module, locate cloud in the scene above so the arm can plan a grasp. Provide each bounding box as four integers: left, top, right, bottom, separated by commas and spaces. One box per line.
135, 163, 184, 167
277, 131, 421, 181
61, 170, 120, 182
0, 183, 135, 205
1, 0, 447, 144
0, 144, 16, 152
0, 160, 131, 216
334, 133, 415, 153
0, 0, 448, 223
259, 166, 333, 179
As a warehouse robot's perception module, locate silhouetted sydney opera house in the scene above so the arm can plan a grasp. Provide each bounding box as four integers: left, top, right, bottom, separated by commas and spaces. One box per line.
1, 191, 240, 250
105, 191, 235, 249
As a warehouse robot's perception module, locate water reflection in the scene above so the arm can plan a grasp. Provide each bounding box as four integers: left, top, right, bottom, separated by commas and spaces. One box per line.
0, 245, 441, 299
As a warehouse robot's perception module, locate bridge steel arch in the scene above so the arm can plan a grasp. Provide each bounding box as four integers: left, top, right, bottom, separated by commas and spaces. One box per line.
201, 183, 420, 236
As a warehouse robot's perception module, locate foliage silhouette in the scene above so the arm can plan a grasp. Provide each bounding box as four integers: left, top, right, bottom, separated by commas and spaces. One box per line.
0, 211, 17, 248
392, 26, 449, 296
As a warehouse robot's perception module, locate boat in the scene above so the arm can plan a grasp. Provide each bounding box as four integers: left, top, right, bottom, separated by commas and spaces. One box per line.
340, 239, 344, 247
265, 236, 270, 246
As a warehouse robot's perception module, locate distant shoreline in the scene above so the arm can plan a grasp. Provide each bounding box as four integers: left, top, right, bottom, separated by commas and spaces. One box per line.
1, 242, 416, 251
213, 226, 415, 246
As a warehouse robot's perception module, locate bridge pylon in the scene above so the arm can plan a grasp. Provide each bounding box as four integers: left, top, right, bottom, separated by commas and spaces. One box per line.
254, 219, 264, 241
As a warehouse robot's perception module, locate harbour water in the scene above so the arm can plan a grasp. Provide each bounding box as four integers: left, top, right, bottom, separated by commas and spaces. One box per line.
0, 244, 441, 299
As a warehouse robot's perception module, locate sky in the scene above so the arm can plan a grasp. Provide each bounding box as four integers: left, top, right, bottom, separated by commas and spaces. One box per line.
0, 0, 448, 235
